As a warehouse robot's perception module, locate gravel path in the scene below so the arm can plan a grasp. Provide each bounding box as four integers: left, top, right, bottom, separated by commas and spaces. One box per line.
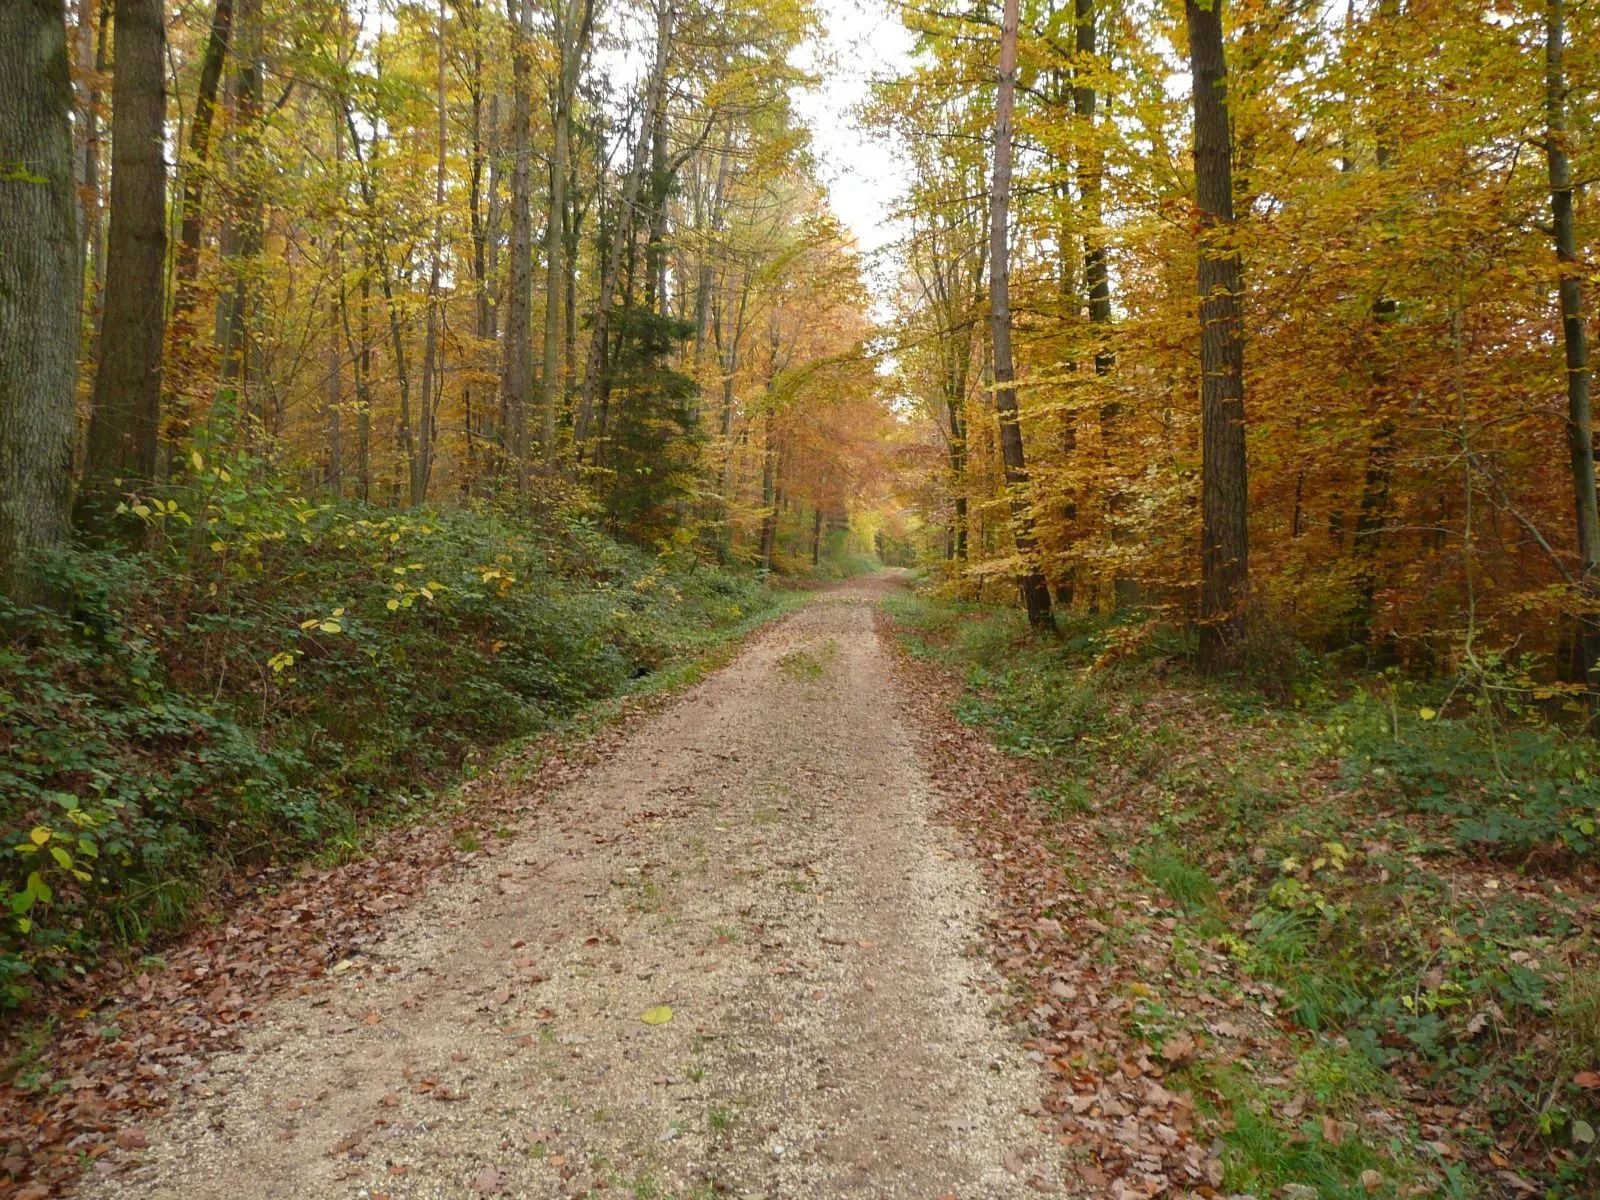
88, 578, 1064, 1200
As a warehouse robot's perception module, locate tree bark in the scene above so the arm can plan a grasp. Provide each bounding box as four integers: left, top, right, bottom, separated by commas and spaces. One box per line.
989, 0, 1054, 629
1546, 0, 1600, 683
574, 0, 670, 451
218, 0, 262, 428
0, 0, 80, 600
76, 0, 167, 535
414, 0, 447, 506
167, 0, 232, 447
539, 0, 595, 459
501, 0, 534, 485
1187, 0, 1249, 670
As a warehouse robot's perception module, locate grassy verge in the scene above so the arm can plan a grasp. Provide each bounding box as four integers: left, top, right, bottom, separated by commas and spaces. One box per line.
1, 484, 806, 1015
886, 588, 1600, 1197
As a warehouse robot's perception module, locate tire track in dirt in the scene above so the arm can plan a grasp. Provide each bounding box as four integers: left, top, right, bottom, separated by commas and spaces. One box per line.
85, 578, 1065, 1200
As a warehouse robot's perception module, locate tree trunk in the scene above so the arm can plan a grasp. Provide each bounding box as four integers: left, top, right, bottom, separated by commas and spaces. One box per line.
759, 412, 778, 572
574, 0, 670, 450
989, 0, 1054, 629
811, 504, 822, 567
539, 0, 594, 460
218, 0, 262, 430
79, 0, 110, 341
0, 0, 80, 600
414, 0, 447, 507
167, 0, 232, 446
1547, 0, 1600, 683
76, 0, 167, 535
1348, 0, 1400, 648
1187, 0, 1249, 670
324, 295, 342, 496
501, 0, 534, 485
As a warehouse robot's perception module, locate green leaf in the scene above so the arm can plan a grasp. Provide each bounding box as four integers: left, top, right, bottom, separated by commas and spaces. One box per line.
30, 827, 51, 846
1574, 1120, 1596, 1145
640, 1005, 674, 1026
49, 846, 73, 870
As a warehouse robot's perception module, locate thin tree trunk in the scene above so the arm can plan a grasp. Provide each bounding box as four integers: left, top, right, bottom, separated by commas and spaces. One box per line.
82, 0, 110, 338
1349, 0, 1400, 647
167, 0, 232, 447
990, 0, 1054, 629
1187, 0, 1249, 669
693, 122, 733, 363
325, 295, 343, 496
72, 0, 100, 292
1546, 0, 1600, 684
466, 7, 487, 487
759, 412, 777, 572
574, 0, 670, 450
76, 0, 167, 535
502, 0, 534, 485
218, 0, 262, 433
539, 0, 594, 460
0, 0, 80, 600
414, 0, 447, 506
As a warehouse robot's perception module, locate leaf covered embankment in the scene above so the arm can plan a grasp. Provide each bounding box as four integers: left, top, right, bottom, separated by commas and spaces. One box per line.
1, 474, 785, 1013
884, 591, 1600, 1199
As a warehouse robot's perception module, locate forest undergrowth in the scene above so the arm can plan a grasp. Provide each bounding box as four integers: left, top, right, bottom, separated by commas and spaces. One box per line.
886, 586, 1600, 1199
0, 454, 805, 1018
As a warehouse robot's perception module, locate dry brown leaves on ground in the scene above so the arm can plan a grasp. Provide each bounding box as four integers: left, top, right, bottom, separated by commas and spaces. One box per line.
0, 699, 665, 1199
879, 612, 1295, 1200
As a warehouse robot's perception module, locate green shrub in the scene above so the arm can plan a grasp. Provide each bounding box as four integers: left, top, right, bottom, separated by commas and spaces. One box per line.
0, 474, 777, 1006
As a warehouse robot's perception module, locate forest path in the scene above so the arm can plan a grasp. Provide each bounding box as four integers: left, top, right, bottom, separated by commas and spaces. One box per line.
88, 577, 1065, 1200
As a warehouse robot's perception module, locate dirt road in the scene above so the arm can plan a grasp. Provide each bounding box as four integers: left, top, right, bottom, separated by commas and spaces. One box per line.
89, 579, 1064, 1199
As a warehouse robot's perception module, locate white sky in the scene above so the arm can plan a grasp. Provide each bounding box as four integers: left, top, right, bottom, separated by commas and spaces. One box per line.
790, 0, 916, 293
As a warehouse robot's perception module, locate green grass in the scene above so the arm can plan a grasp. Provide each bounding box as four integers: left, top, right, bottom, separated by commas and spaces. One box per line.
0, 483, 793, 1009
886, 587, 1600, 1195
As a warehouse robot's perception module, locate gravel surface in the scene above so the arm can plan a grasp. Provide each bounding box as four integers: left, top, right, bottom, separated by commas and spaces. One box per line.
86, 578, 1065, 1199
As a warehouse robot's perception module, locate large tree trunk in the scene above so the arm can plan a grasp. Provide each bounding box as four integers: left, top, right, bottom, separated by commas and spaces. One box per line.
989, 0, 1054, 629
1187, 0, 1249, 670
167, 0, 232, 447
0, 0, 80, 600
1546, 0, 1600, 684
501, 0, 534, 485
76, 0, 167, 535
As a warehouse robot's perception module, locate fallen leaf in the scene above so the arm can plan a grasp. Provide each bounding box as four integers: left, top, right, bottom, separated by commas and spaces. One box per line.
115, 1127, 149, 1150
1156, 1032, 1196, 1065
641, 1004, 674, 1026
472, 1165, 504, 1194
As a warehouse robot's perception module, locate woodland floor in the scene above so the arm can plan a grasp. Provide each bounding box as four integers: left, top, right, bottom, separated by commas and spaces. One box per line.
60, 577, 1089, 1199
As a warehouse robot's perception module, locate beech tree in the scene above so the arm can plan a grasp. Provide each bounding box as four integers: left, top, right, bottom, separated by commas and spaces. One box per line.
1186, 0, 1247, 669
0, 0, 79, 599
1545, 0, 1598, 680
989, 0, 1053, 629
76, 0, 168, 534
